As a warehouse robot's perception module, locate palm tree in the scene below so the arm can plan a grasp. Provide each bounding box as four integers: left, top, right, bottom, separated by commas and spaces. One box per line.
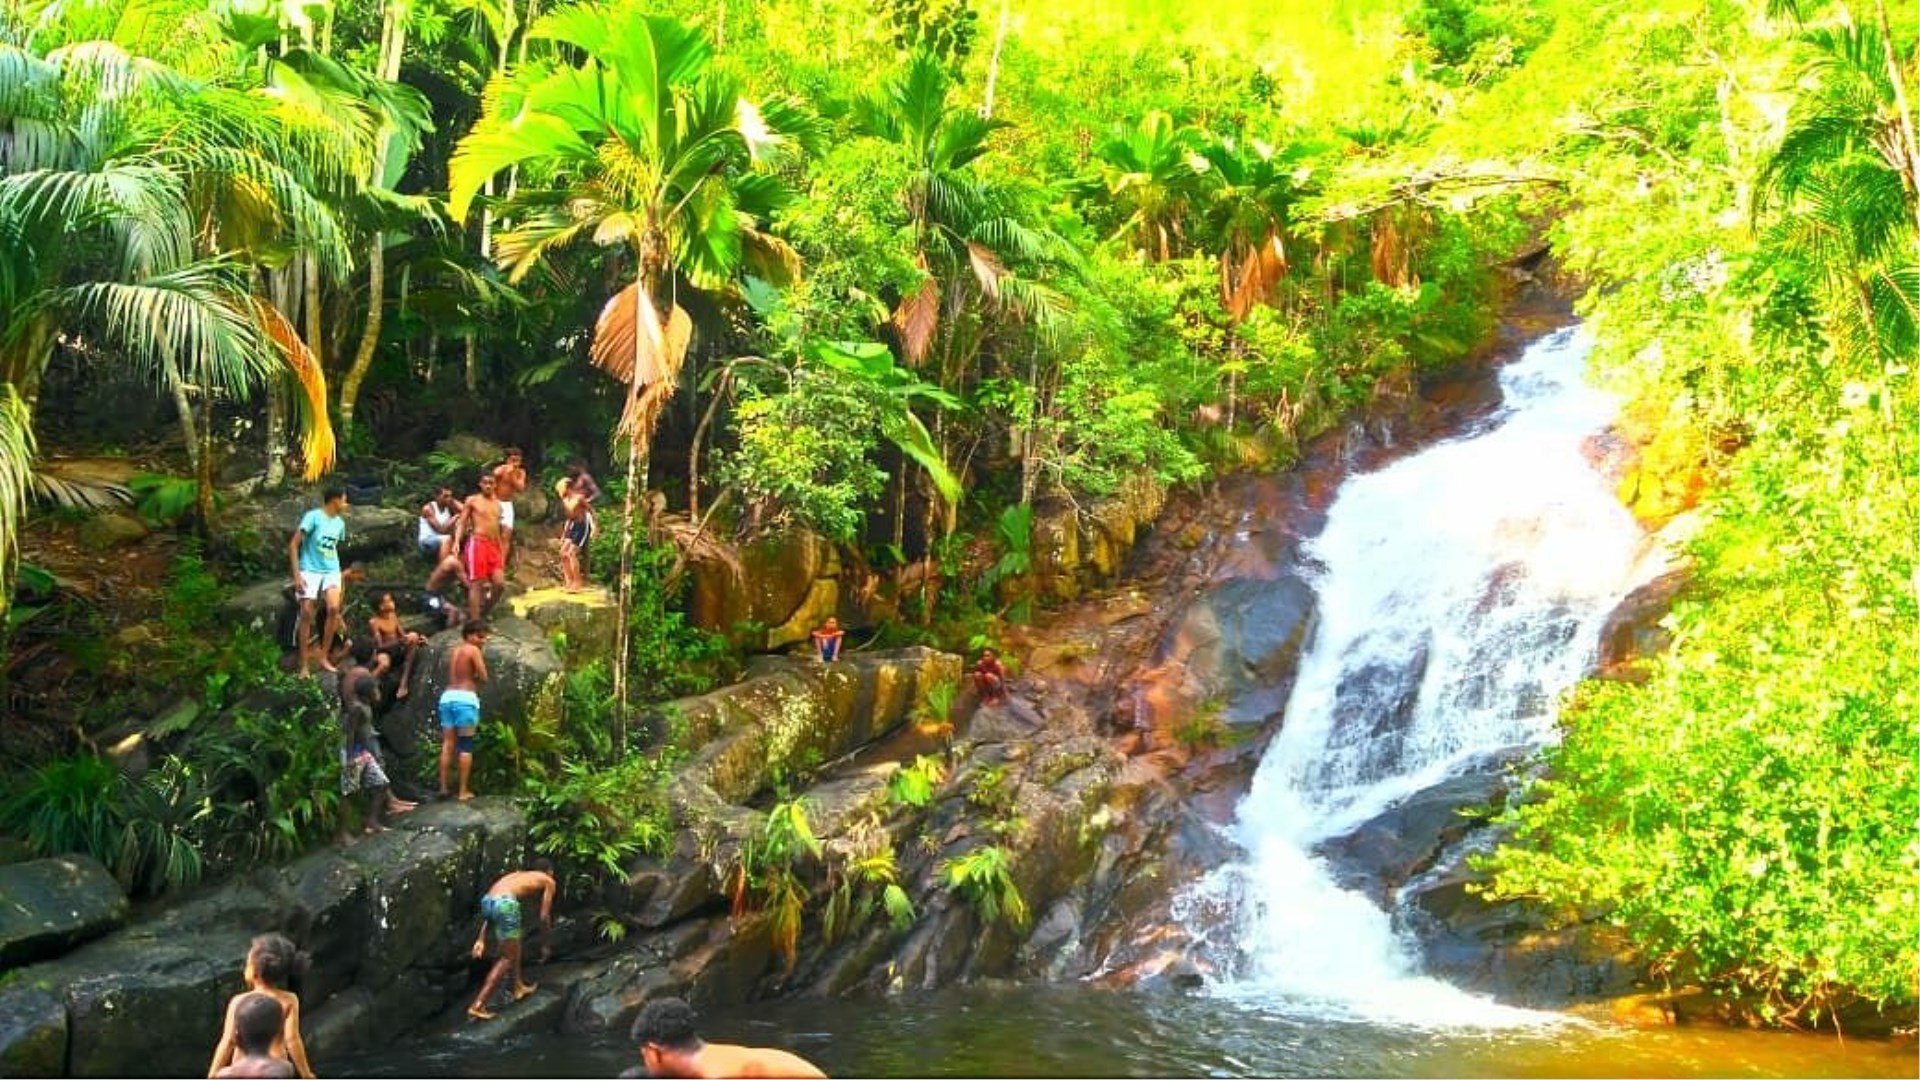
1756, 10, 1919, 368
0, 40, 342, 550
448, 2, 814, 744
855, 49, 1065, 556
855, 49, 1062, 371
1082, 110, 1205, 262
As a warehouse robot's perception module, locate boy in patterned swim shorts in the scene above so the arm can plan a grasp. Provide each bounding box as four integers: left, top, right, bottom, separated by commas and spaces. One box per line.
468, 861, 557, 1020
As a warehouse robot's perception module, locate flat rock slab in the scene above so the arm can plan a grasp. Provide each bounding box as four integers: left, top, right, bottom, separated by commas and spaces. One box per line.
0, 855, 128, 967
507, 586, 618, 656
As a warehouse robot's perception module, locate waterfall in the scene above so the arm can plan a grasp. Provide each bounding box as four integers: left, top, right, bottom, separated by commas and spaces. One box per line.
1178, 327, 1658, 1026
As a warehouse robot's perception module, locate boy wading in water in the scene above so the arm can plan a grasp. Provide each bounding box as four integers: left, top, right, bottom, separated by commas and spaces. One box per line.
630, 997, 827, 1078
437, 620, 490, 801
468, 862, 557, 1021
212, 994, 294, 1079
287, 485, 348, 676
207, 933, 313, 1079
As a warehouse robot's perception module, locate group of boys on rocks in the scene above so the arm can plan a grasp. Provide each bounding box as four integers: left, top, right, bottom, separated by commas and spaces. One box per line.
202, 872, 825, 1077
285, 450, 609, 810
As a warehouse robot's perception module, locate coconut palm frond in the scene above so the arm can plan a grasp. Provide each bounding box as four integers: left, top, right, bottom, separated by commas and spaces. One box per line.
894, 273, 940, 365
65, 259, 272, 398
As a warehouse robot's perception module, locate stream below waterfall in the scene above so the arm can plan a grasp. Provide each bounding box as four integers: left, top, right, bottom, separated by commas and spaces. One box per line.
338, 326, 1914, 1077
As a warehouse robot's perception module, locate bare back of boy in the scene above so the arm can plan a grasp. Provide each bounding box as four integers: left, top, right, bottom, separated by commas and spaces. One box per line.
449, 638, 488, 693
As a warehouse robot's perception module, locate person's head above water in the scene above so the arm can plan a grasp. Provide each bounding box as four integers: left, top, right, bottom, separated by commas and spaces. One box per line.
232, 992, 285, 1055
245, 932, 302, 989
633, 997, 700, 1051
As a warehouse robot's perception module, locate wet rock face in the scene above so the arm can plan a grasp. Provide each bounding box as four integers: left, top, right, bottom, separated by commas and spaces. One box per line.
1596, 567, 1688, 681
0, 856, 128, 967
1155, 574, 1317, 725
1311, 747, 1528, 904
0, 801, 527, 1078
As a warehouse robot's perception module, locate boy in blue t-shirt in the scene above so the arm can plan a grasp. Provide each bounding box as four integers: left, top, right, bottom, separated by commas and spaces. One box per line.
288, 485, 349, 676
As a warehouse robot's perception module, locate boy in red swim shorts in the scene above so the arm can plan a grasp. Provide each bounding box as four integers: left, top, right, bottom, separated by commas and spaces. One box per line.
455, 473, 508, 623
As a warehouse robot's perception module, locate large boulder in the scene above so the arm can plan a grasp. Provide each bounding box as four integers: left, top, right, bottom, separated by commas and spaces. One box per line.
221, 578, 298, 645
380, 616, 564, 767
0, 855, 129, 967
689, 530, 840, 647
1312, 747, 1530, 904
0, 800, 528, 1077
216, 492, 416, 568
655, 649, 961, 807
77, 512, 148, 551
0, 984, 65, 1078
1155, 574, 1317, 724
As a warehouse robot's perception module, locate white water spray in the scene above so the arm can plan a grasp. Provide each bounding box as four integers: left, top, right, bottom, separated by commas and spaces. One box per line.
1179, 327, 1659, 1026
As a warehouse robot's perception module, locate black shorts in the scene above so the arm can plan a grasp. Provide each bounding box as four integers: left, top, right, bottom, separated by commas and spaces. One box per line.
563, 517, 593, 549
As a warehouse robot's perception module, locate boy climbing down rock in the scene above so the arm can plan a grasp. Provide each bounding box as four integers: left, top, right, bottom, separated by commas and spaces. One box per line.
468, 861, 557, 1021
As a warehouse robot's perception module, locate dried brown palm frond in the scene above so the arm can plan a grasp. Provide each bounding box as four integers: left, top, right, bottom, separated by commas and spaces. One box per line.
250, 298, 333, 481
893, 273, 940, 366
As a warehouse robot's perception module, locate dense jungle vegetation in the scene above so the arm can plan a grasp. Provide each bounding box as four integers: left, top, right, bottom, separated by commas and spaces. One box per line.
0, 0, 1911, 1026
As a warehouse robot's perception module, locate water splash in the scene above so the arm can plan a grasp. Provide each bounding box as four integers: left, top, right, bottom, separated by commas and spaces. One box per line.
1180, 327, 1657, 1028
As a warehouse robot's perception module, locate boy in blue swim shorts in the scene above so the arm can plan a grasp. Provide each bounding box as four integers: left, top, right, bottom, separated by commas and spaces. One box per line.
437, 620, 490, 801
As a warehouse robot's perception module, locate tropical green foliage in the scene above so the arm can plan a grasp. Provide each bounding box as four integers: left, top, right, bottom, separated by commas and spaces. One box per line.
941, 843, 1028, 928
2, 0, 1909, 1025
1464, 0, 1918, 1023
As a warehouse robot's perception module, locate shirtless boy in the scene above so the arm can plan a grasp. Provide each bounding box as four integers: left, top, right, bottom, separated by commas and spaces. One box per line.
436, 620, 490, 801
368, 592, 425, 700
630, 997, 826, 1078
468, 861, 557, 1021
491, 449, 527, 564
456, 474, 508, 623
555, 474, 595, 591
287, 485, 348, 676
211, 993, 295, 1079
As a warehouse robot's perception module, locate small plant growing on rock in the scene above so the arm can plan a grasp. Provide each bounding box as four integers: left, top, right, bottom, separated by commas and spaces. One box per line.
822, 822, 916, 944
730, 796, 822, 972
887, 754, 947, 809
941, 844, 1028, 929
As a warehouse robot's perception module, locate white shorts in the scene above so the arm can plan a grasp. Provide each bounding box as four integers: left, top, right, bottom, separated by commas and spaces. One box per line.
500, 500, 516, 531
298, 570, 342, 601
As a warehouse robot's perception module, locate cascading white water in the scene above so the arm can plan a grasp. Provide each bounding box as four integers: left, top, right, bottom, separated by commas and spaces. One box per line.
1179, 327, 1661, 1026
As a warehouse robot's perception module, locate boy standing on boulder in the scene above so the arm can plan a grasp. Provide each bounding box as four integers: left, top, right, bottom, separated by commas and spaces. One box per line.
455, 473, 508, 624
436, 620, 490, 802
491, 448, 527, 566
287, 485, 348, 677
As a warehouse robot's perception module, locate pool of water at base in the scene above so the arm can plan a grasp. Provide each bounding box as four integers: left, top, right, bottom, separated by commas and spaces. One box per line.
334, 984, 1915, 1078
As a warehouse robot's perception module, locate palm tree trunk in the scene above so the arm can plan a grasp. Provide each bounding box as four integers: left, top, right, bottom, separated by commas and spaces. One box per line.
611, 423, 645, 761
981, 0, 1010, 119
464, 333, 478, 394
264, 386, 287, 488
195, 383, 215, 537
338, 0, 408, 444
340, 240, 386, 441
166, 359, 200, 473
